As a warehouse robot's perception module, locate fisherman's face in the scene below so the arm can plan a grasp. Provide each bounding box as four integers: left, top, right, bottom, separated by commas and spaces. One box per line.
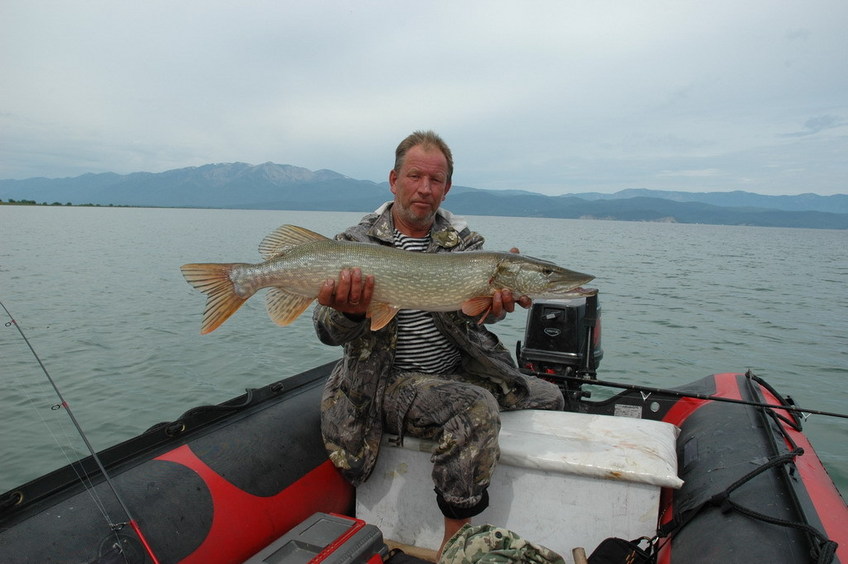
389, 145, 452, 237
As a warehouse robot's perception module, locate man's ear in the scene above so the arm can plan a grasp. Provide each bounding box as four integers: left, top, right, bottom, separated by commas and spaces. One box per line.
389, 169, 398, 195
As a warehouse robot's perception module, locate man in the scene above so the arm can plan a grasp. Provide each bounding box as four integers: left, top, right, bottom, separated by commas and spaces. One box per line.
313, 130, 564, 554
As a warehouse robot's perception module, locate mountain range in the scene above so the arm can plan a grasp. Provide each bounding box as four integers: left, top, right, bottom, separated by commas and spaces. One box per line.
2, 162, 847, 229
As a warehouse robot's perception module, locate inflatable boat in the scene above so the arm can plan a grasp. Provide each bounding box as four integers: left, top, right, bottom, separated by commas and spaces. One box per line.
1, 295, 845, 563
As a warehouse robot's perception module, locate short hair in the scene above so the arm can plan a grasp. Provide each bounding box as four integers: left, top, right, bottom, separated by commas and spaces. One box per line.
393, 130, 454, 182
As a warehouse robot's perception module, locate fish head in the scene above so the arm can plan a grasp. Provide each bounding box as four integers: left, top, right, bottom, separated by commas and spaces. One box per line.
494, 254, 595, 298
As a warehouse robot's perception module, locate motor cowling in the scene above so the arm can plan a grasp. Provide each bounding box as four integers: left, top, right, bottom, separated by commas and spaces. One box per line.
517, 293, 602, 404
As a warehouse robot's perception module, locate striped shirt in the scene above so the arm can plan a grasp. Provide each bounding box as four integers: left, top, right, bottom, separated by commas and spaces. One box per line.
392, 230, 462, 374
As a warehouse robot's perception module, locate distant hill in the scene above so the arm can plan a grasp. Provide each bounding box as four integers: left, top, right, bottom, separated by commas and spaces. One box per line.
565, 188, 848, 214
445, 191, 848, 229
2, 162, 847, 229
0, 163, 388, 210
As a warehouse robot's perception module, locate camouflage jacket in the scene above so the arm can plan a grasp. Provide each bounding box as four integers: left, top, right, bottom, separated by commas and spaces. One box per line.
313, 203, 532, 486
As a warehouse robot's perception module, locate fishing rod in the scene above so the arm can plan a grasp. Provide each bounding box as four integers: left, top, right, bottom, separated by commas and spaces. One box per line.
1, 301, 161, 564
540, 370, 848, 421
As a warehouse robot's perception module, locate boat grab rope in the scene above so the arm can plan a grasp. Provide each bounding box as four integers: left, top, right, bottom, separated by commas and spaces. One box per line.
144, 387, 257, 436
651, 377, 840, 563
1, 301, 161, 564
656, 446, 838, 563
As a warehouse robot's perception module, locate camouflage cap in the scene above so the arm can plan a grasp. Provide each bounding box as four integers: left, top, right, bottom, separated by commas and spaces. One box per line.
439, 523, 566, 564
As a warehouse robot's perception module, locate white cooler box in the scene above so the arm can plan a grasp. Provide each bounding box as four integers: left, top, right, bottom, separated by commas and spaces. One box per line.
356, 409, 683, 556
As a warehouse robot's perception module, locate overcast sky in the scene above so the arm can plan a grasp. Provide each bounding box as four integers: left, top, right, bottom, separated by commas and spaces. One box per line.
2, 1, 846, 195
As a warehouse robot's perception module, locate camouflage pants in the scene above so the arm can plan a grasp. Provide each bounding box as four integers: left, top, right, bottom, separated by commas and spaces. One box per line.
382, 371, 563, 515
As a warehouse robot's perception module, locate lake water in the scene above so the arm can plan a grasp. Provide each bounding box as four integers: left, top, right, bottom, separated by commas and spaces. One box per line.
1, 206, 846, 498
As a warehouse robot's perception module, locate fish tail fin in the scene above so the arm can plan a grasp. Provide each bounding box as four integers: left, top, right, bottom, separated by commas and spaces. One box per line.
180, 263, 249, 334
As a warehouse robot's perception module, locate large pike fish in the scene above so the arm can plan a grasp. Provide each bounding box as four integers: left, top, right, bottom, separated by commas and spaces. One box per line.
181, 224, 595, 334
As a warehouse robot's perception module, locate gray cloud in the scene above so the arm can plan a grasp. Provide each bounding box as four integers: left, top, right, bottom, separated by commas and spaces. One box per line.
782, 115, 846, 137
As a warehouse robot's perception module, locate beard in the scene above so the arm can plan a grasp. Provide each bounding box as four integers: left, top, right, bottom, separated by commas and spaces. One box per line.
392, 201, 439, 235
392, 200, 440, 233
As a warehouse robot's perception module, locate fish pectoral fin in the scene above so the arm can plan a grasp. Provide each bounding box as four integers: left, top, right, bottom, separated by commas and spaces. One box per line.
258, 225, 329, 260
367, 302, 400, 331
180, 263, 249, 334
265, 287, 314, 326
461, 296, 493, 322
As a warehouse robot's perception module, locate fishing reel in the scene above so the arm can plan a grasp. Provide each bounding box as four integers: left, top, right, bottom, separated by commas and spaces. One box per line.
516, 292, 602, 410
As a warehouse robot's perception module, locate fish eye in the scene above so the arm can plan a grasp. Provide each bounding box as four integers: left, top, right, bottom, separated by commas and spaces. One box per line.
542, 268, 553, 276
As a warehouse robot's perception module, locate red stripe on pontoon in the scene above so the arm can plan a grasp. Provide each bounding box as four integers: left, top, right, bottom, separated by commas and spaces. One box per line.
660, 372, 743, 428
156, 445, 354, 563
757, 383, 848, 561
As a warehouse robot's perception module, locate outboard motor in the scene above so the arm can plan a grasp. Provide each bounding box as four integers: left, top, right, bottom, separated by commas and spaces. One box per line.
516, 293, 602, 410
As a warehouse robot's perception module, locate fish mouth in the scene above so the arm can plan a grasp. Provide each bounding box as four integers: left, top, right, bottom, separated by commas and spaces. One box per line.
553, 271, 595, 290
542, 286, 598, 300
571, 286, 598, 296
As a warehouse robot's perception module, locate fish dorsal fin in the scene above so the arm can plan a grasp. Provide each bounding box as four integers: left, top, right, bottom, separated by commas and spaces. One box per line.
259, 225, 329, 260
265, 287, 315, 326
368, 302, 400, 331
